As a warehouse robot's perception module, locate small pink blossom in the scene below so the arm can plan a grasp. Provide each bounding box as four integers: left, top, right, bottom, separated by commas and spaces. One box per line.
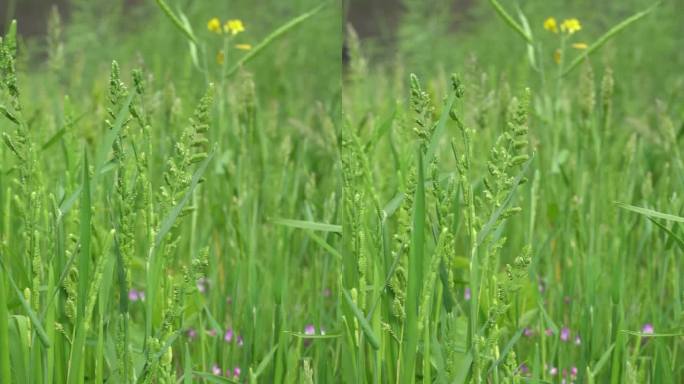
549, 366, 558, 376
464, 287, 471, 301
304, 324, 316, 335
642, 323, 654, 335
233, 366, 241, 378
211, 364, 221, 375
560, 327, 570, 342
128, 289, 144, 302
186, 328, 197, 340
237, 335, 244, 347
224, 328, 234, 342
207, 328, 217, 337
523, 328, 534, 337
571, 366, 578, 377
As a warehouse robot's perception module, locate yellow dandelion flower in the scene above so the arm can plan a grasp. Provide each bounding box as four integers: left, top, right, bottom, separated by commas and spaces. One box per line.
216, 51, 225, 65
571, 42, 588, 49
543, 17, 558, 34
207, 18, 222, 34
553, 49, 561, 64
224, 19, 245, 35
560, 18, 581, 35
235, 44, 252, 51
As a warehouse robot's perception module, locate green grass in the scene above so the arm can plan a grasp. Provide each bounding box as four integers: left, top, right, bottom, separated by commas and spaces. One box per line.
0, 0, 682, 382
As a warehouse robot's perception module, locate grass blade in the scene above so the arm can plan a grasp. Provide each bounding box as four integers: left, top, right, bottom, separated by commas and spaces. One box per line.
647, 217, 684, 251
341, 289, 380, 350
68, 150, 92, 384
561, 2, 659, 76
153, 0, 199, 45
271, 218, 341, 233
225, 2, 327, 77
476, 156, 533, 246
487, 0, 533, 44
0, 257, 51, 348
0, 261, 10, 383
615, 202, 684, 223
403, 148, 425, 383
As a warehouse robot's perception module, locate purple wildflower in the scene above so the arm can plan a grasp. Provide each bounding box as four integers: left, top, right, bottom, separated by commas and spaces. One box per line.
571, 366, 578, 377
128, 289, 141, 302
233, 366, 241, 378
464, 287, 471, 301
207, 328, 217, 337
224, 328, 234, 342
304, 324, 316, 336
642, 323, 654, 335
211, 364, 221, 375
518, 363, 529, 375
560, 327, 570, 342
523, 328, 534, 337
186, 328, 197, 341
237, 335, 244, 347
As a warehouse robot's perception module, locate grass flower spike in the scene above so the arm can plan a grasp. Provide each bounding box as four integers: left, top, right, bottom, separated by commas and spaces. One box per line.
224, 19, 245, 35
207, 17, 221, 33
235, 43, 252, 51
544, 17, 558, 33
572, 42, 588, 49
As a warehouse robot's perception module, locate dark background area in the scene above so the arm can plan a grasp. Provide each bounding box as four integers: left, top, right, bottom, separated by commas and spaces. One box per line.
1, 0, 145, 37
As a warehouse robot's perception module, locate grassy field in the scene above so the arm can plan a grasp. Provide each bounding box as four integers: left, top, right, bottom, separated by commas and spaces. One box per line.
0, 0, 682, 383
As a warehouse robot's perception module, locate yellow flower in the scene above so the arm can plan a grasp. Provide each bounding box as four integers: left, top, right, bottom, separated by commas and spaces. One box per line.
224, 19, 245, 35
207, 18, 222, 34
235, 44, 252, 51
543, 17, 558, 33
571, 42, 588, 49
560, 18, 581, 34
553, 49, 561, 64
216, 51, 225, 65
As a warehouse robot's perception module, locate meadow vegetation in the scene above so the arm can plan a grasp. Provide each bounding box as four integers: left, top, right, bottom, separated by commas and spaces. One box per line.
0, 0, 682, 383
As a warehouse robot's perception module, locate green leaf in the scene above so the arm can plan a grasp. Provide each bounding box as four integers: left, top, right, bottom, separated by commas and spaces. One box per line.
615, 202, 684, 223
0, 264, 10, 383
271, 218, 341, 233
561, 2, 659, 76
0, 258, 51, 348
477, 156, 533, 246
153, 0, 199, 45
253, 345, 279, 377
487, 0, 533, 44
193, 371, 239, 383
589, 343, 615, 377
225, 2, 327, 77
342, 289, 380, 350
648, 217, 684, 251
403, 148, 425, 383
